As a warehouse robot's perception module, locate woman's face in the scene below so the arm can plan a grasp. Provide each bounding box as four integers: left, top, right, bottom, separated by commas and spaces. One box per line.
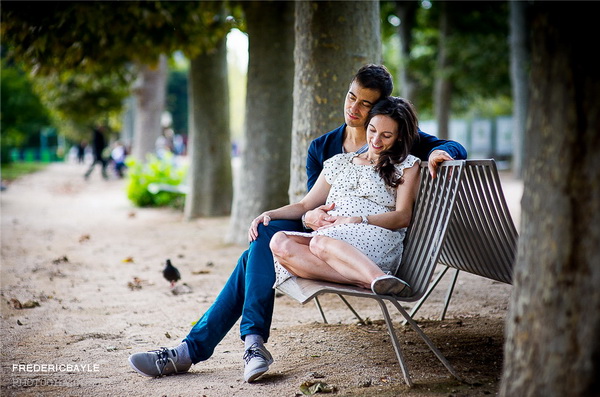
367, 114, 399, 156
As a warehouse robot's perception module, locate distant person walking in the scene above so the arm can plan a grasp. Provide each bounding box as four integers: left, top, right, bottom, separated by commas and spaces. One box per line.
76, 141, 87, 164
84, 125, 108, 180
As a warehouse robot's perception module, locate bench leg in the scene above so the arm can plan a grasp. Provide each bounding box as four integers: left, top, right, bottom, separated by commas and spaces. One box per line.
375, 298, 413, 387
440, 268, 460, 320
313, 295, 366, 325
403, 266, 451, 325
337, 294, 366, 325
390, 299, 463, 382
314, 297, 328, 324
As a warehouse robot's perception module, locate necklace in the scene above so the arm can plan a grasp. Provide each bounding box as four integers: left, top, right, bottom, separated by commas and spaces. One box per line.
362, 154, 375, 164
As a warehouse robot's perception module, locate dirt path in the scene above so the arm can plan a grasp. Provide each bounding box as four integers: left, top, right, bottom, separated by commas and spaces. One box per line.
1, 161, 522, 396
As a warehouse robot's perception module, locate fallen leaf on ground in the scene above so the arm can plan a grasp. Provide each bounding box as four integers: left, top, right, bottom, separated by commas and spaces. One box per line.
79, 234, 90, 243
52, 255, 69, 264
9, 298, 40, 309
122, 256, 134, 263
127, 277, 147, 290
299, 381, 336, 395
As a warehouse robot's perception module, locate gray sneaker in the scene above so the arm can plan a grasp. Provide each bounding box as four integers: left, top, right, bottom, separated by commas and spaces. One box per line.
243, 343, 274, 383
128, 347, 191, 377
371, 274, 411, 297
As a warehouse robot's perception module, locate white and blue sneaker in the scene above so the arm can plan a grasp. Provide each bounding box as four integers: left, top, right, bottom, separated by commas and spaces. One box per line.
243, 343, 274, 383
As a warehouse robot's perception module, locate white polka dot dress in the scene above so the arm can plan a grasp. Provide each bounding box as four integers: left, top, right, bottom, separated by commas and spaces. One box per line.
273, 153, 420, 286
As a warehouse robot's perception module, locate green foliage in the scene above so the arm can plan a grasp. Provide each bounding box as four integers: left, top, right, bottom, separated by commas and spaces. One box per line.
125, 153, 187, 208
34, 70, 131, 125
1, 1, 241, 146
381, 0, 510, 119
166, 65, 189, 136
0, 162, 48, 182
1, 59, 53, 163
1, 2, 238, 76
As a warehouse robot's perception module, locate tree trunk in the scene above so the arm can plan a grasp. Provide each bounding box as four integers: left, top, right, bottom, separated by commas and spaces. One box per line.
227, 1, 295, 245
434, 2, 451, 140
131, 55, 167, 162
509, 0, 529, 179
289, 0, 381, 202
395, 0, 419, 101
184, 37, 232, 218
500, 3, 600, 396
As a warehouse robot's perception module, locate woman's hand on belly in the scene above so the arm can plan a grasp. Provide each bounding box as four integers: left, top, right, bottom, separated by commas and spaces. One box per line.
317, 215, 360, 230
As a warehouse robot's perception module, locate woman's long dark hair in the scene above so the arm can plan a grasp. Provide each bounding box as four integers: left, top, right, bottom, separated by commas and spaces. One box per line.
366, 96, 419, 187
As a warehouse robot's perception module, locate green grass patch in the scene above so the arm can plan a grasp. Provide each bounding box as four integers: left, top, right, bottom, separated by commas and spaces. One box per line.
1, 162, 48, 182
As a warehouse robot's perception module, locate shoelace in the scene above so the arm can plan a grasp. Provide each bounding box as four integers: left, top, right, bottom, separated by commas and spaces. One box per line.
153, 347, 176, 374
243, 343, 266, 364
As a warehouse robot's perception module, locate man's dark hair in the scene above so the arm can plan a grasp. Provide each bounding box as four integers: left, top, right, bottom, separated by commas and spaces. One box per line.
352, 64, 394, 98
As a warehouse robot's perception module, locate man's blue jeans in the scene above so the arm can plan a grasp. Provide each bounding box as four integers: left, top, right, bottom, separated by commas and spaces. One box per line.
184, 219, 303, 363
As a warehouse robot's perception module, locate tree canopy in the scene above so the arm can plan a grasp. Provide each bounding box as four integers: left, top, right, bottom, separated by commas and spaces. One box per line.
1, 1, 235, 76
1, 1, 238, 136
381, 0, 511, 118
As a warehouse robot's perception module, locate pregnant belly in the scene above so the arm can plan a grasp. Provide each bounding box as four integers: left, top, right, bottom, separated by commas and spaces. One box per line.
327, 197, 390, 217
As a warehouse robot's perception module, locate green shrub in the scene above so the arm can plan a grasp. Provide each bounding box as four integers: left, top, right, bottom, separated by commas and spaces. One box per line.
125, 153, 187, 208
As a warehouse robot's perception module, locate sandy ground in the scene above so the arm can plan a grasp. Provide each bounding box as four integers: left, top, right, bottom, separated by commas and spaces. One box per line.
0, 161, 522, 397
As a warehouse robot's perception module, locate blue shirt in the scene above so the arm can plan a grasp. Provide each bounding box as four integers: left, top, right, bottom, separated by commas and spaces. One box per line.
306, 124, 468, 191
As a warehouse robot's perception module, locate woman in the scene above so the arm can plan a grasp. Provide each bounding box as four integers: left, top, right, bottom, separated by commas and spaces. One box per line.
249, 96, 421, 296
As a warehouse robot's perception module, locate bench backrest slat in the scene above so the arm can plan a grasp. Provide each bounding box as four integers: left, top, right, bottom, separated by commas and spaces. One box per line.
438, 161, 517, 283
395, 161, 463, 300
395, 160, 518, 301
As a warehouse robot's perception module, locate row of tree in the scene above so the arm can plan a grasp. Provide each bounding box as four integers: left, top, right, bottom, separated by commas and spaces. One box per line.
2, 1, 599, 394
2, 1, 516, 242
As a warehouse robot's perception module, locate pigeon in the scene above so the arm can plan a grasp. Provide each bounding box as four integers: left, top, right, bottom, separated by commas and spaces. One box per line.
162, 259, 181, 287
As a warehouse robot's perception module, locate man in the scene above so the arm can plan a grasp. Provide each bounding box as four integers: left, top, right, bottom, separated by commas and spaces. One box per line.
128, 64, 467, 382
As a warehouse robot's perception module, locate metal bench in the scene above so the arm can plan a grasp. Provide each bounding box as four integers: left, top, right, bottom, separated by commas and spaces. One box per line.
276, 159, 518, 386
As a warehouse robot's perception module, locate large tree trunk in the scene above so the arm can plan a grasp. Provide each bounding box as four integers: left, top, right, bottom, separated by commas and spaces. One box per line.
289, 0, 381, 202
434, 2, 451, 140
500, 3, 600, 396
395, 0, 419, 101
509, 0, 529, 178
227, 1, 295, 245
184, 37, 232, 218
131, 54, 167, 162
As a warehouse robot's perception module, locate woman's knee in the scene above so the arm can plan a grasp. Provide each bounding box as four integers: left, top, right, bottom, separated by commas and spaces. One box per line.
269, 231, 289, 258
309, 235, 328, 258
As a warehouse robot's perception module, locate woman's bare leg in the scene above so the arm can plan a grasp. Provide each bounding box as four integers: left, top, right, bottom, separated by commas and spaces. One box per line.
309, 235, 386, 289
270, 232, 355, 284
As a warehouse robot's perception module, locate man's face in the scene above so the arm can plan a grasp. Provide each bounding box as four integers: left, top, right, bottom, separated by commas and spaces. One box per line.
344, 80, 381, 129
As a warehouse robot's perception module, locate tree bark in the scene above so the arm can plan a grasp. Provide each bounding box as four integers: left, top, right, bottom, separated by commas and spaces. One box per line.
395, 0, 419, 101
131, 54, 167, 162
184, 37, 233, 219
434, 2, 451, 140
289, 0, 381, 202
500, 3, 600, 396
227, 1, 295, 245
509, 0, 529, 178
